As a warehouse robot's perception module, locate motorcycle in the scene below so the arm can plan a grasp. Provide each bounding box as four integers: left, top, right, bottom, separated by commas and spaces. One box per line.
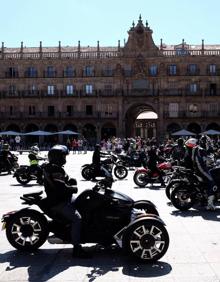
165, 166, 193, 200
116, 151, 147, 168
0, 153, 19, 174
170, 166, 220, 211
133, 161, 172, 188
13, 161, 47, 185
1, 178, 169, 262
81, 154, 128, 180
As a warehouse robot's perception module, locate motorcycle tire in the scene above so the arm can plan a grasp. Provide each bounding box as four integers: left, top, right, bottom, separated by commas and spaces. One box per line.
134, 200, 159, 216
81, 166, 92, 180
165, 180, 180, 200
123, 218, 169, 262
113, 165, 128, 179
16, 174, 31, 185
170, 184, 196, 211
133, 171, 149, 187
6, 209, 49, 251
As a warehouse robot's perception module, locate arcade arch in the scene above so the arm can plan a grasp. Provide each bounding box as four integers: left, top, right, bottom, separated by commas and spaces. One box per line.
124, 104, 158, 139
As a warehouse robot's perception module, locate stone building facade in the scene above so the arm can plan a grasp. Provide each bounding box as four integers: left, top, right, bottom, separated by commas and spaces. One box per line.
0, 15, 220, 145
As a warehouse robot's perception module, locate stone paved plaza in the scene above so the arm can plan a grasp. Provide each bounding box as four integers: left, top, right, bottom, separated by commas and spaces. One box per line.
0, 151, 220, 282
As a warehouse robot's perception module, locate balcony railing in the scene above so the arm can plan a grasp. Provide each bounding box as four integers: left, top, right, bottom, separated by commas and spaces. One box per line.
1, 88, 220, 99
0, 111, 118, 120
2, 48, 220, 60
164, 110, 220, 118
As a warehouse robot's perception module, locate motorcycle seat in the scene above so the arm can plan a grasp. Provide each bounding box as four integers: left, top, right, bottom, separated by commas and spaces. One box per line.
22, 191, 43, 198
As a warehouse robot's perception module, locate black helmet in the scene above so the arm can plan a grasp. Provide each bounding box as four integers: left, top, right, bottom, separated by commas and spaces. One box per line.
2, 143, 10, 151
177, 138, 184, 146
95, 144, 101, 150
48, 145, 69, 166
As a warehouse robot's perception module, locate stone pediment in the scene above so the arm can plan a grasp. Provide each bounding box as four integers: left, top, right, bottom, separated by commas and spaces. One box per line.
123, 15, 159, 56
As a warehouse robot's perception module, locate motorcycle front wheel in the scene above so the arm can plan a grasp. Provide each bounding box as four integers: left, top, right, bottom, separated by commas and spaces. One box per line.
170, 184, 195, 211
6, 209, 49, 251
123, 219, 169, 262
113, 165, 128, 179
133, 171, 149, 187
16, 174, 31, 185
81, 166, 92, 180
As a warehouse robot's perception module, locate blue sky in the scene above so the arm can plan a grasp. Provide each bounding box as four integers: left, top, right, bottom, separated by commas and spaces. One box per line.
1, 0, 220, 48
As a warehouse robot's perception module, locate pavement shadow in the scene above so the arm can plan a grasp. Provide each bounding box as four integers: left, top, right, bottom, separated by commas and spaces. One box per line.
10, 183, 42, 187
0, 246, 172, 281
171, 208, 220, 222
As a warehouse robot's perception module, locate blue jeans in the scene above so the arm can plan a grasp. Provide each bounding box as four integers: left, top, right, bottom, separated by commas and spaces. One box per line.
51, 201, 81, 245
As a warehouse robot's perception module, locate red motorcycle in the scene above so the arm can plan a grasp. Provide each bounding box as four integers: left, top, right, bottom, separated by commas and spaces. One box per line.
133, 162, 172, 187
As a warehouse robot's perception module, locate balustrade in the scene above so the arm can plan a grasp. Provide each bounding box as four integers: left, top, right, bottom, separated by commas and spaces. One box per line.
1, 48, 220, 60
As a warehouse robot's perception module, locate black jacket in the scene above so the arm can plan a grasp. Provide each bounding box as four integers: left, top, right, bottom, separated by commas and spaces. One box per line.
43, 163, 77, 206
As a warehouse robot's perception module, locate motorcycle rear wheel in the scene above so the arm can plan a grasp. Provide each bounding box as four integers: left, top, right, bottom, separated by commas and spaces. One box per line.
123, 219, 169, 262
6, 209, 49, 251
133, 172, 149, 187
170, 184, 195, 211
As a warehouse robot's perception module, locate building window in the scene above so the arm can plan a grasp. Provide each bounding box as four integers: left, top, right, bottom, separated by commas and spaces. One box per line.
46, 66, 56, 77
149, 65, 158, 76
28, 85, 37, 95
66, 85, 74, 95
26, 67, 38, 77
7, 67, 18, 78
168, 103, 179, 117
85, 84, 93, 94
9, 85, 16, 95
9, 106, 13, 115
86, 105, 93, 115
188, 64, 197, 75
209, 64, 216, 75
84, 66, 94, 76
209, 83, 217, 95
67, 105, 74, 116
105, 104, 113, 116
104, 84, 112, 94
189, 83, 197, 93
168, 65, 177, 75
48, 106, 55, 117
47, 85, 55, 95
64, 66, 75, 77
103, 67, 113, 76
209, 103, 218, 113
29, 106, 36, 115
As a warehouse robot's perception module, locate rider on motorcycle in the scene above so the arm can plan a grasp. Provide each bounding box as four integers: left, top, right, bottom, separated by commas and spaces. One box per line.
171, 138, 186, 165
1, 143, 14, 174
28, 145, 44, 184
146, 145, 166, 187
185, 138, 217, 210
43, 145, 91, 258
92, 144, 112, 181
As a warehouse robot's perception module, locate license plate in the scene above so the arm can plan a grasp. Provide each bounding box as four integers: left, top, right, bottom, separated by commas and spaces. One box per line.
1, 222, 6, 230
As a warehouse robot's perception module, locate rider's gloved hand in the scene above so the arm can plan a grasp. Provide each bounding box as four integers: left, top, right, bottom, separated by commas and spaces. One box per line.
68, 186, 78, 194
68, 178, 77, 186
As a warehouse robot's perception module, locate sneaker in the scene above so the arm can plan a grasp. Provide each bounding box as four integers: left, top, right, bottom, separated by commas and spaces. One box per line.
205, 195, 216, 211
